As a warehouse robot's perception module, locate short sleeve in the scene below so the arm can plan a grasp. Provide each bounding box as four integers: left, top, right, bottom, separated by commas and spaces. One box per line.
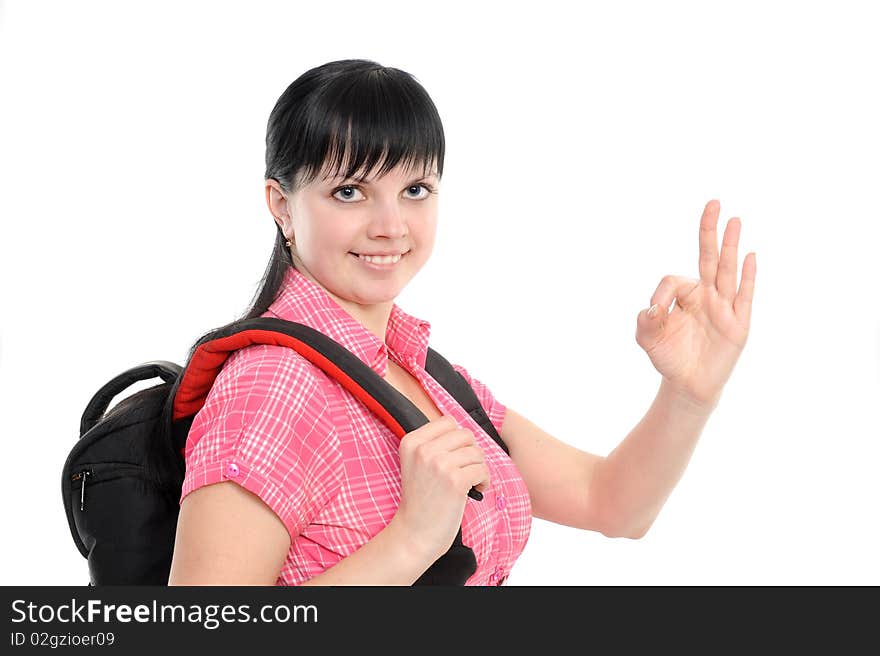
450, 362, 507, 436
179, 344, 343, 542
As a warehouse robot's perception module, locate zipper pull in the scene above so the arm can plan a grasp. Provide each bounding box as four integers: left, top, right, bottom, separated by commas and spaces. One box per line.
74, 469, 92, 511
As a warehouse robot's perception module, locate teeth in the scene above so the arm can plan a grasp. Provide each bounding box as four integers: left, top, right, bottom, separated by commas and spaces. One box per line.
359, 253, 402, 264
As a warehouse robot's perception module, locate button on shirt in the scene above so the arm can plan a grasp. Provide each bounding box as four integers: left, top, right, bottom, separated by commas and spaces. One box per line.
180, 265, 532, 585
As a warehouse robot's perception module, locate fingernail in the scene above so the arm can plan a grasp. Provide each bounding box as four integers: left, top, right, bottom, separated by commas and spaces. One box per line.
648, 303, 658, 317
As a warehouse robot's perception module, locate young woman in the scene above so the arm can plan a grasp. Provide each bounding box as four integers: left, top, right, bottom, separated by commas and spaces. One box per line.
167, 59, 756, 586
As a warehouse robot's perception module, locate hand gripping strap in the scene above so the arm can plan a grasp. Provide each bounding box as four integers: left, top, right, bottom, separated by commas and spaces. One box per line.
166, 316, 509, 585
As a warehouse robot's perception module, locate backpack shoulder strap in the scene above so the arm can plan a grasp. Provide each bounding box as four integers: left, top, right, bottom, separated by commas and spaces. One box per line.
170, 317, 423, 450
169, 317, 509, 458
425, 347, 509, 456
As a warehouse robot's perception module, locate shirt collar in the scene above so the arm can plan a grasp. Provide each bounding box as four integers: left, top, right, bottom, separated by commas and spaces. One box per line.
262, 265, 432, 377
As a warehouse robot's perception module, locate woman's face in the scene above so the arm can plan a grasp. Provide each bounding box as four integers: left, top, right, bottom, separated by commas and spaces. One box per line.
268, 159, 439, 309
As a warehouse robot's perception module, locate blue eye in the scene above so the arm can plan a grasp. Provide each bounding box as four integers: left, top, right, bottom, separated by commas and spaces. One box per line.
405, 183, 433, 199
331, 183, 435, 203
332, 185, 364, 202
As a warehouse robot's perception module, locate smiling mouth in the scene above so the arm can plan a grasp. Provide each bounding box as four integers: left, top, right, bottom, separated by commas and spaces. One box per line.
349, 250, 410, 259
348, 251, 410, 266
349, 250, 411, 257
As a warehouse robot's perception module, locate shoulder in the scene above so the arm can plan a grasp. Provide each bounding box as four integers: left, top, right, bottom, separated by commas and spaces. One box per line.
450, 362, 470, 379
447, 361, 507, 434
207, 343, 337, 422
220, 343, 330, 393
448, 361, 491, 395
190, 342, 343, 461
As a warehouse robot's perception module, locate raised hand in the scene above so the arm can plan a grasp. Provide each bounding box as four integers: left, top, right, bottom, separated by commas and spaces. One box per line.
635, 199, 756, 411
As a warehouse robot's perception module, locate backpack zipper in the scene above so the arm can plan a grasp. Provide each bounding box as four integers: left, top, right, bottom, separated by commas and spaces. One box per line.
70, 464, 144, 512
71, 469, 92, 511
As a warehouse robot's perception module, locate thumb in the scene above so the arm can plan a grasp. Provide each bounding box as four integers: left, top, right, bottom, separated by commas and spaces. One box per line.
637, 302, 666, 344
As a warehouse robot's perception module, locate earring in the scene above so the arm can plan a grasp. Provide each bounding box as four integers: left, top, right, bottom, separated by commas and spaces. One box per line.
282, 224, 294, 248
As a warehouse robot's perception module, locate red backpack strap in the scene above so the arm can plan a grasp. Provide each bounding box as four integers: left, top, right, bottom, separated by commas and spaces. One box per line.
169, 317, 503, 502
170, 317, 425, 449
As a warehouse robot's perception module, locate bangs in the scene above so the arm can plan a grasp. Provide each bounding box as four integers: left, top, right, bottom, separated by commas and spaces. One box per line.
282, 66, 444, 189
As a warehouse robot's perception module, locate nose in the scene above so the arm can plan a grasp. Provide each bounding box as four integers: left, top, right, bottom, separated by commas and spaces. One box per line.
367, 198, 408, 240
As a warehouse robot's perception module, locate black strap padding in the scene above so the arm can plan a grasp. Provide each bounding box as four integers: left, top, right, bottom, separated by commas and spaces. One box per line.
425, 347, 509, 456
167, 317, 508, 456
167, 318, 426, 452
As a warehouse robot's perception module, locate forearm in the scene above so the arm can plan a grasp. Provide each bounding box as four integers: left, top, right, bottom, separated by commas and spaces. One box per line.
593, 378, 715, 539
299, 517, 436, 586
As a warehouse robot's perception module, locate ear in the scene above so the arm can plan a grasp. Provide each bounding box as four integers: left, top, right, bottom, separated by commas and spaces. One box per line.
265, 179, 291, 233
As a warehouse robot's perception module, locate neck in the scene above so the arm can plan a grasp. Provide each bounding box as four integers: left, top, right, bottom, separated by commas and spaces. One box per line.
333, 296, 393, 345
291, 262, 394, 345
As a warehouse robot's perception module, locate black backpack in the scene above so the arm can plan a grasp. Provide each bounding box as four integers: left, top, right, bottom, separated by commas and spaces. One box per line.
62, 317, 510, 586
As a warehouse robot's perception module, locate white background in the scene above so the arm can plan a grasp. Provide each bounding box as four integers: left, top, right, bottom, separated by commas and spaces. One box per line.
1, 0, 878, 586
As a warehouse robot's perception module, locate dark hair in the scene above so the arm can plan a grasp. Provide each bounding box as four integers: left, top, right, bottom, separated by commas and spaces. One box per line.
148, 59, 446, 498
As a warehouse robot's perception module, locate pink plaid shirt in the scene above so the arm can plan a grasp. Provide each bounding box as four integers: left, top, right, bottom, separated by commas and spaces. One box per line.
180, 265, 532, 585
